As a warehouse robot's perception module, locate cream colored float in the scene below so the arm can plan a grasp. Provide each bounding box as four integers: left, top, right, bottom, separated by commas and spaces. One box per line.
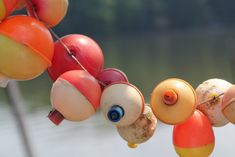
196, 78, 232, 127
221, 85, 235, 124
117, 105, 157, 148
100, 82, 145, 126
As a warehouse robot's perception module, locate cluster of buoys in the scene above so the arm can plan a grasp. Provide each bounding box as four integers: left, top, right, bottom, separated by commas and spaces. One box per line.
151, 78, 235, 157
1, 1, 235, 157
0, 0, 68, 87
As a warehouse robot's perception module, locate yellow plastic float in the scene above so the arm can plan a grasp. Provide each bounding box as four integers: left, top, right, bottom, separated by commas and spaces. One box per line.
151, 78, 196, 125
0, 15, 54, 87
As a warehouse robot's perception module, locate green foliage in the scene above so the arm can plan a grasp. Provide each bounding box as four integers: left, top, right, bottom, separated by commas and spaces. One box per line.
164, 0, 210, 28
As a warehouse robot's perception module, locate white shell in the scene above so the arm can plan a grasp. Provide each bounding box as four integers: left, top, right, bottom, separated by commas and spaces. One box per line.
50, 78, 95, 121
100, 83, 144, 126
117, 106, 157, 144
196, 78, 232, 127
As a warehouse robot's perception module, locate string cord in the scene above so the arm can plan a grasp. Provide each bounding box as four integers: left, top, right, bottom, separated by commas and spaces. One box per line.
198, 92, 224, 106
26, 0, 107, 87
26, 0, 224, 103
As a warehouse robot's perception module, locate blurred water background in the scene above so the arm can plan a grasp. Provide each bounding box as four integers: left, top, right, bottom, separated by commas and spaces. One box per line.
1, 0, 235, 156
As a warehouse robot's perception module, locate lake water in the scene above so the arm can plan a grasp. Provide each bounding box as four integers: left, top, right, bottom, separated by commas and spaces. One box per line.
0, 105, 235, 157
1, 29, 235, 157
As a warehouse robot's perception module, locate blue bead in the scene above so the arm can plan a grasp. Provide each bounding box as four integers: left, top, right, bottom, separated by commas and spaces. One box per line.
107, 105, 125, 122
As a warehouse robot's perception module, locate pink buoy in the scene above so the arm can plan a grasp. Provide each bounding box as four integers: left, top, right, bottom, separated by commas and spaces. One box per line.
97, 68, 128, 89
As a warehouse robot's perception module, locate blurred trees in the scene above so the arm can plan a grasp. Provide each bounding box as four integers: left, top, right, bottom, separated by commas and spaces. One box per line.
208, 0, 235, 25
55, 0, 235, 36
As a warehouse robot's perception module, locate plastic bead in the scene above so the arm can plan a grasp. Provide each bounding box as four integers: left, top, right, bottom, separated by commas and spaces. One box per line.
48, 109, 65, 126
128, 143, 138, 149
163, 89, 178, 105
107, 105, 125, 122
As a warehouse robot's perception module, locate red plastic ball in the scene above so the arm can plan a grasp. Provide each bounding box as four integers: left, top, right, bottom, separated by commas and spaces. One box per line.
48, 34, 104, 81
97, 68, 128, 89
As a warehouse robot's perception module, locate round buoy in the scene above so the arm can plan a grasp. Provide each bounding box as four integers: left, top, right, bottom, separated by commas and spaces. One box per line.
100, 82, 145, 126
0, 15, 53, 85
48, 34, 104, 81
117, 105, 157, 148
221, 85, 235, 124
150, 78, 196, 125
49, 70, 101, 125
97, 68, 128, 89
26, 0, 69, 27
196, 78, 232, 127
173, 110, 215, 157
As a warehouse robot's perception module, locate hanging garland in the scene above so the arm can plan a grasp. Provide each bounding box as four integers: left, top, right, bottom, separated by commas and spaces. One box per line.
0, 1, 235, 157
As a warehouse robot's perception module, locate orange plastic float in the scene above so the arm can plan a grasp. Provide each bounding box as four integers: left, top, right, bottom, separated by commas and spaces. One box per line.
0, 15, 54, 87
222, 85, 235, 124
100, 82, 145, 126
173, 110, 215, 157
0, 0, 18, 21
150, 78, 196, 125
